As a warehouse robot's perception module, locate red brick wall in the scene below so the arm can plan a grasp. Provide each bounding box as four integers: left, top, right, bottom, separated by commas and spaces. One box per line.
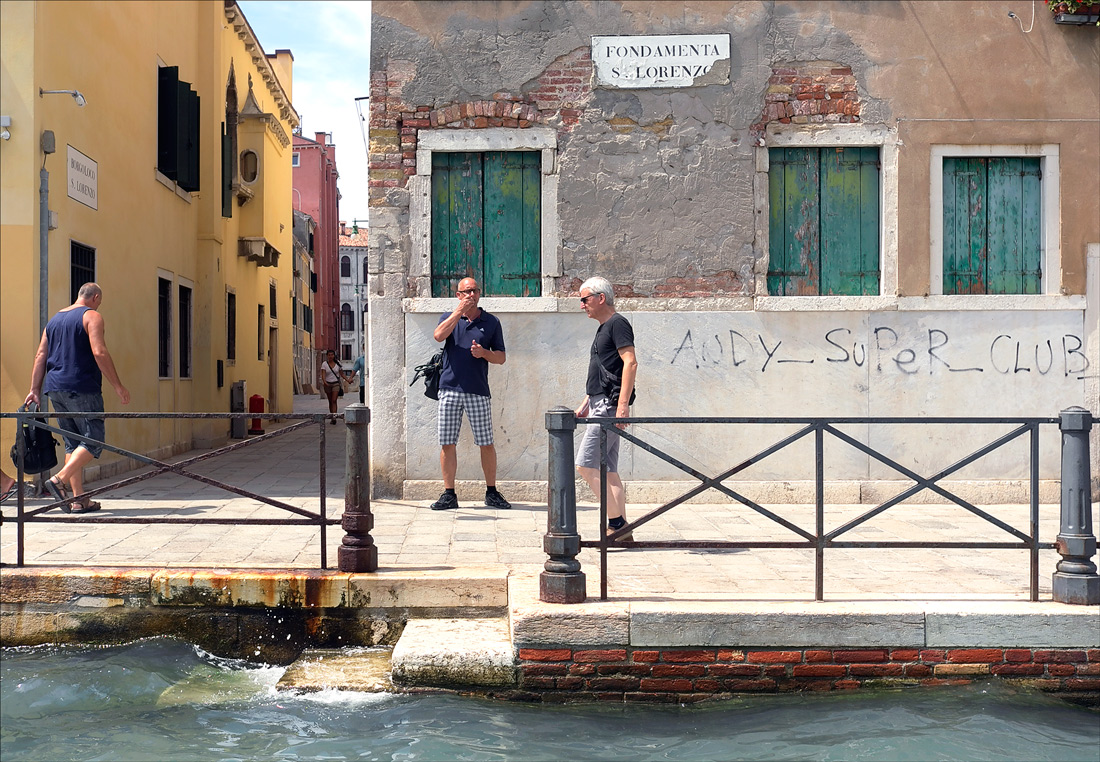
751, 63, 862, 141
506, 646, 1100, 703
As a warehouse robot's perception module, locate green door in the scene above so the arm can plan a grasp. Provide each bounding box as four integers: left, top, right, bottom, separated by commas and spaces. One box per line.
768, 147, 880, 296
432, 151, 541, 297
943, 157, 1041, 295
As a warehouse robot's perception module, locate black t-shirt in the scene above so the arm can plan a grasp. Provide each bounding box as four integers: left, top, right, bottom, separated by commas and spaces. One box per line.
586, 312, 634, 398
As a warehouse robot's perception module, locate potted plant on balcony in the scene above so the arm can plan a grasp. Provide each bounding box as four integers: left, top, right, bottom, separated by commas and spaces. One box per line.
1047, 0, 1100, 25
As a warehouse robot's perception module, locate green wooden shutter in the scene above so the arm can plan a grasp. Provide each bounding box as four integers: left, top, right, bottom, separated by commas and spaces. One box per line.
769, 147, 879, 295
177, 85, 200, 192
431, 151, 541, 297
768, 148, 819, 295
431, 152, 484, 297
221, 123, 233, 217
820, 147, 880, 295
484, 151, 541, 296
943, 157, 1041, 294
157, 67, 180, 179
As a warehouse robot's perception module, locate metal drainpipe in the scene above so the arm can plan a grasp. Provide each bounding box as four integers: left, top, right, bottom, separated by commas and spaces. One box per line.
39, 164, 49, 335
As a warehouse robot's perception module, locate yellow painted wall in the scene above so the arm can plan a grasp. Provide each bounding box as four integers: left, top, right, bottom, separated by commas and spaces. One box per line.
0, 0, 297, 476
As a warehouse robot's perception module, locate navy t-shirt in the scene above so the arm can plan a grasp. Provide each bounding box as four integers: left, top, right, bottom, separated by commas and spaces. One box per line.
438, 309, 505, 398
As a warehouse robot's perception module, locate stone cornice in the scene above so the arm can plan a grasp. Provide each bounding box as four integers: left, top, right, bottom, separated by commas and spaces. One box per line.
224, 1, 300, 132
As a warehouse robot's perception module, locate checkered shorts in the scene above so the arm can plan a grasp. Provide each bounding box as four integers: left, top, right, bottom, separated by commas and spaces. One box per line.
437, 389, 494, 446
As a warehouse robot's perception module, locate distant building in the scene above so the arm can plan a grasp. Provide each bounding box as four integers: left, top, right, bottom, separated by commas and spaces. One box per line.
292, 210, 317, 393
1, 0, 299, 479
292, 131, 341, 388
338, 222, 369, 364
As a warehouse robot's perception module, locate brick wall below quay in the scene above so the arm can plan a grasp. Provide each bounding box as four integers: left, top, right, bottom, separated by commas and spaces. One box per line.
505, 646, 1100, 705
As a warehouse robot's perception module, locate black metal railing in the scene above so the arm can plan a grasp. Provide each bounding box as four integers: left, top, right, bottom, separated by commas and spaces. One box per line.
1, 410, 341, 568
540, 407, 1098, 605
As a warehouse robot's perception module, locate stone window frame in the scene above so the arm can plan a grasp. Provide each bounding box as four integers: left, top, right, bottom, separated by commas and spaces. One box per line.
929, 144, 1061, 301
755, 124, 901, 311
408, 128, 561, 310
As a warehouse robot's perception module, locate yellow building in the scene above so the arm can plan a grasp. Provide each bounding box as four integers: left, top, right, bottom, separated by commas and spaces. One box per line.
0, 0, 299, 480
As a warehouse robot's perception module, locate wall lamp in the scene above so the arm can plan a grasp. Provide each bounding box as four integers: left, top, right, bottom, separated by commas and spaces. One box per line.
39, 88, 87, 107
1, 115, 10, 141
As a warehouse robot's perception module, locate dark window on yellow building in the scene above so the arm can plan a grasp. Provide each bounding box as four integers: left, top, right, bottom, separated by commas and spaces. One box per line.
226, 291, 237, 361
70, 242, 95, 304
158, 278, 172, 378
179, 285, 192, 378
157, 66, 200, 192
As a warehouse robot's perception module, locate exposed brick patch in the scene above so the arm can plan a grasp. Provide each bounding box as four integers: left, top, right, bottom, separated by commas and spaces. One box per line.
661, 649, 717, 663
946, 649, 1003, 664
751, 61, 862, 140
747, 650, 802, 664
575, 649, 627, 663
834, 649, 888, 663
519, 648, 571, 662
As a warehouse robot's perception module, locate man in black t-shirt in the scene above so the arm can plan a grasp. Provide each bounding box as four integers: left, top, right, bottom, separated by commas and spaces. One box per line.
574, 276, 638, 540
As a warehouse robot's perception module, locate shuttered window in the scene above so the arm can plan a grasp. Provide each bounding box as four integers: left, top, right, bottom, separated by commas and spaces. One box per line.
942, 157, 1041, 295
768, 147, 880, 296
158, 66, 200, 192
431, 151, 541, 297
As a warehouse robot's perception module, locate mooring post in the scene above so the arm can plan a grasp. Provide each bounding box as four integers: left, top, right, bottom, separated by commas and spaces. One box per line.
1052, 406, 1099, 604
541, 406, 586, 603
339, 403, 377, 572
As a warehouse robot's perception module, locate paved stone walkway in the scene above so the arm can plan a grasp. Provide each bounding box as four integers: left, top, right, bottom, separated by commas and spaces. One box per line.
1, 395, 1091, 603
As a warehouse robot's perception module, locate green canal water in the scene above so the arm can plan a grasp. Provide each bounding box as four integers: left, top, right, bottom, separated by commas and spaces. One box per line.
2, 638, 1097, 762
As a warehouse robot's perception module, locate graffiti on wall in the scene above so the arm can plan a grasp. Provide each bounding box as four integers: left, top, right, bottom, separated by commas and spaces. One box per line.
669, 327, 1091, 378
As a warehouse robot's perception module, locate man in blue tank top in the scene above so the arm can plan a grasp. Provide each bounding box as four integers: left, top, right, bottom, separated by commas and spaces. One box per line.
429, 277, 511, 511
25, 283, 130, 513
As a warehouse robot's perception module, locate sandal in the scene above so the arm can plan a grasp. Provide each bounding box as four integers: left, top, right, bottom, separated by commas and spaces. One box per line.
71, 501, 101, 514
44, 478, 73, 512
0, 483, 16, 504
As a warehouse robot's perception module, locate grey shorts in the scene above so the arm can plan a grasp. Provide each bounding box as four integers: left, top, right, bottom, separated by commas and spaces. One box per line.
47, 390, 105, 458
575, 394, 621, 473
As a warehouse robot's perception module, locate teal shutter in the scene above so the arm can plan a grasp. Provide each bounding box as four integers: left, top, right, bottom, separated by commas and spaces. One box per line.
484, 151, 541, 296
769, 147, 879, 295
943, 157, 1041, 294
431, 151, 541, 297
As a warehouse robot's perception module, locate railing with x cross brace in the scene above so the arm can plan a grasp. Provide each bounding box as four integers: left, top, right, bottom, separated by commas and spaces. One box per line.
539, 408, 1099, 605
1, 410, 341, 568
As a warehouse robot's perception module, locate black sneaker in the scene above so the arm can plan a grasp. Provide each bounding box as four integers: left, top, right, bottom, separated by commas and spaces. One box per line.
484, 491, 511, 510
430, 492, 459, 511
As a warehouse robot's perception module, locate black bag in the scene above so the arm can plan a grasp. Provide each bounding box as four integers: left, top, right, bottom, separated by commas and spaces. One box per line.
597, 362, 637, 406
10, 402, 59, 474
410, 351, 444, 400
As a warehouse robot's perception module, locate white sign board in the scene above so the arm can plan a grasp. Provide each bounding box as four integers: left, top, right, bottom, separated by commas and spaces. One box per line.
67, 145, 97, 210
592, 34, 731, 89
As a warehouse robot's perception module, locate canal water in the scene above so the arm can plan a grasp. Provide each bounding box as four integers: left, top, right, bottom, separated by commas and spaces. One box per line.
2, 638, 1097, 761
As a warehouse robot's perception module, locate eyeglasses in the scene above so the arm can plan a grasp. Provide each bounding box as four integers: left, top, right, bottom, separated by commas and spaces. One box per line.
457, 288, 480, 295
579, 294, 599, 304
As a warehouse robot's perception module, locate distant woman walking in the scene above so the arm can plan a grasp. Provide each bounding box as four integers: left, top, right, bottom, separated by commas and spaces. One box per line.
320, 350, 343, 423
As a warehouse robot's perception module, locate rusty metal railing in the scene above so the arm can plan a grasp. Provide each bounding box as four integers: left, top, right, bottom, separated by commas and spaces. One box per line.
1, 410, 341, 568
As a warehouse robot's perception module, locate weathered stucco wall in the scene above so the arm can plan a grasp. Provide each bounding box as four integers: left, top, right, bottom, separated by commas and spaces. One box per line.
368, 1, 1100, 497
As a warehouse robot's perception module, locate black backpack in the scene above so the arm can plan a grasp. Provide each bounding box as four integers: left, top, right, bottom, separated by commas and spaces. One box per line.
10, 402, 59, 474
410, 351, 444, 400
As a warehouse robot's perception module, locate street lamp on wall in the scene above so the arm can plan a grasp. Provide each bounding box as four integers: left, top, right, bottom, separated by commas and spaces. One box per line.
39, 88, 87, 107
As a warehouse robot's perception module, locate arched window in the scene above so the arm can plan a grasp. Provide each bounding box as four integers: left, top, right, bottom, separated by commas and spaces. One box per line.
340, 256, 351, 278
340, 303, 353, 332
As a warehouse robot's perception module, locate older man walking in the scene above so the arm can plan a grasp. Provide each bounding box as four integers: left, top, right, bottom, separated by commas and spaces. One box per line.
26, 282, 130, 513
430, 276, 511, 511
575, 276, 638, 539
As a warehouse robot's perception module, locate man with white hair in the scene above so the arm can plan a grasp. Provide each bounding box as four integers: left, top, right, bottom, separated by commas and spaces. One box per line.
574, 276, 638, 540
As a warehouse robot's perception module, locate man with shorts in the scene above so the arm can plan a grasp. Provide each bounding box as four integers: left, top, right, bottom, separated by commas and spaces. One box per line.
575, 276, 638, 539
430, 276, 511, 511
26, 282, 130, 513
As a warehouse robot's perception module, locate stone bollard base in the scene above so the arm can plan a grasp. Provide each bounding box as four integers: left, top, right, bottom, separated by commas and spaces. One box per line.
1052, 572, 1100, 605
539, 571, 586, 604
339, 545, 378, 573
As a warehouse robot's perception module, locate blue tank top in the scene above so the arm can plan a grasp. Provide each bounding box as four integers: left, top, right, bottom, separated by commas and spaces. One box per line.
43, 307, 102, 394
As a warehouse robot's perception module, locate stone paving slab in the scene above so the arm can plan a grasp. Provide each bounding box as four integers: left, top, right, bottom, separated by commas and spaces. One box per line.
1, 395, 1096, 605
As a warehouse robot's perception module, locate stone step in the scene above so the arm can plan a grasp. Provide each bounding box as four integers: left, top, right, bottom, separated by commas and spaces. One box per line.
277, 647, 395, 693
391, 617, 517, 688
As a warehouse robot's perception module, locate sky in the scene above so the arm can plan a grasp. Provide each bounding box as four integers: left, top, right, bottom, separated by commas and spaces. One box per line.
238, 1, 372, 226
